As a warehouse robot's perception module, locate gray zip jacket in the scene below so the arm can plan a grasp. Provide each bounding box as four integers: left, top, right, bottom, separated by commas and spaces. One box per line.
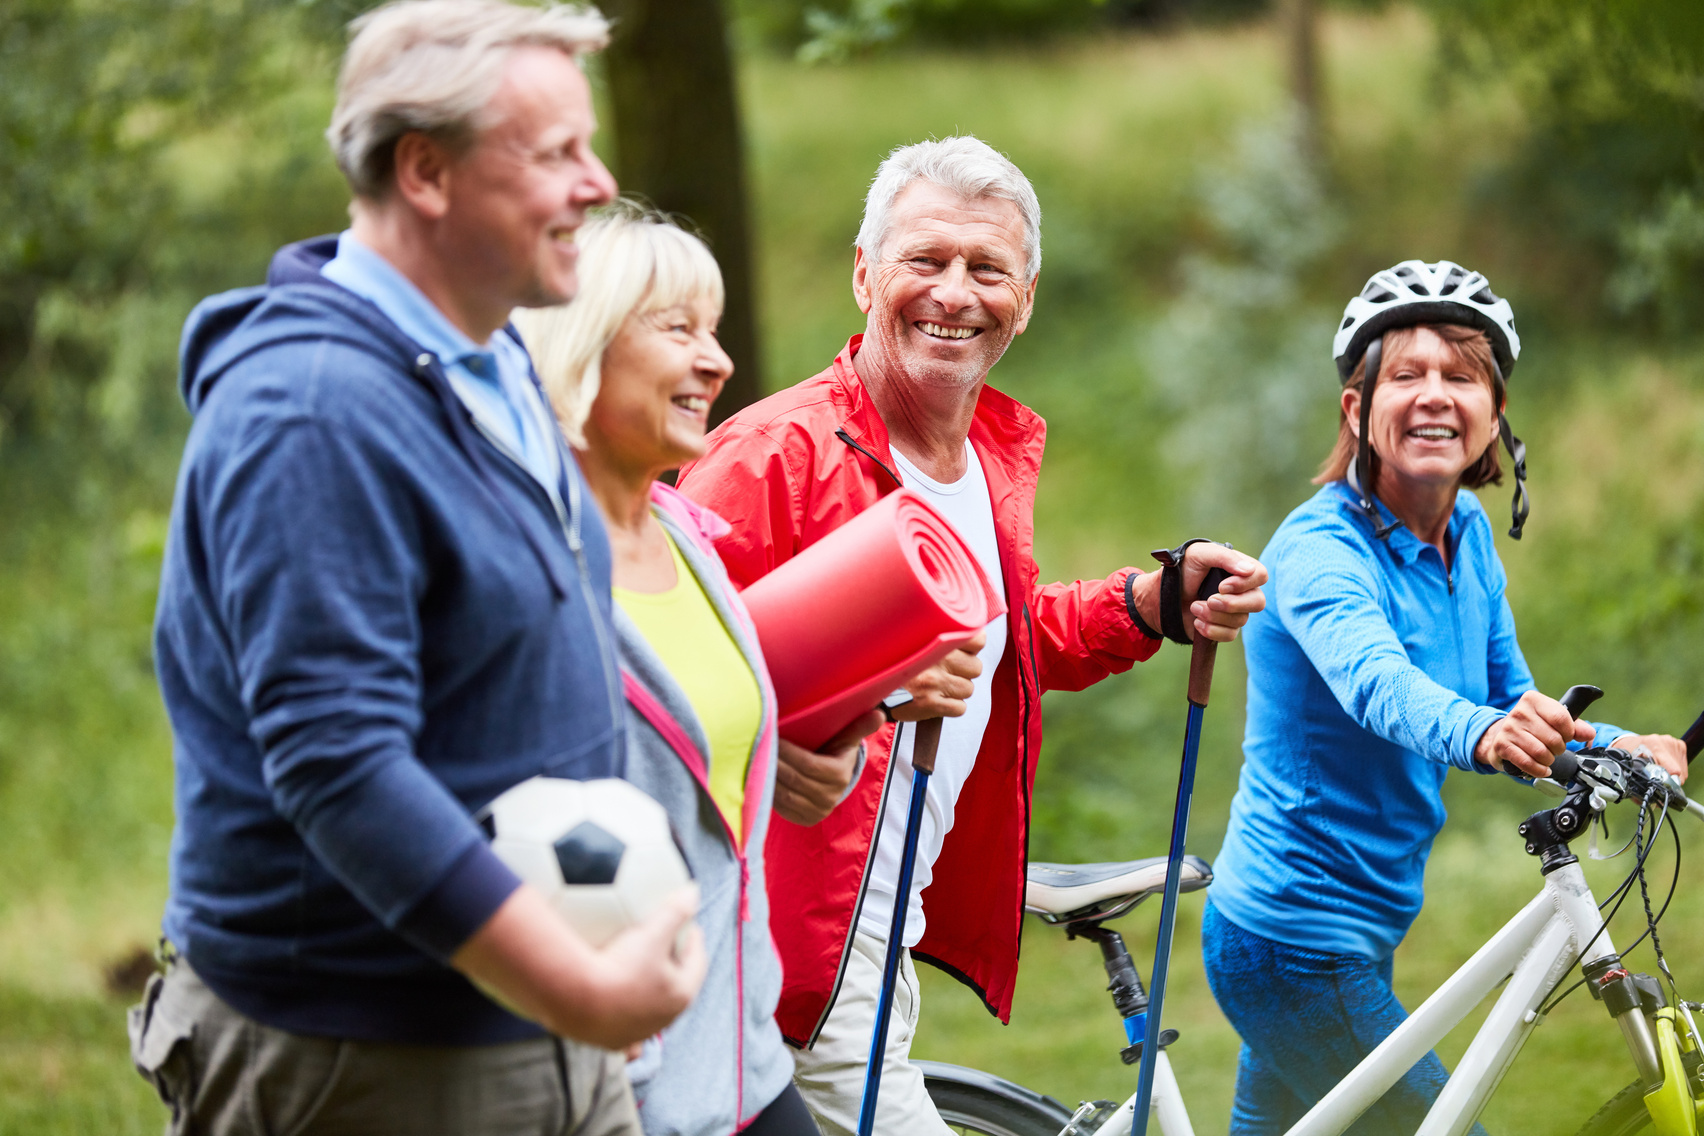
618, 484, 794, 1136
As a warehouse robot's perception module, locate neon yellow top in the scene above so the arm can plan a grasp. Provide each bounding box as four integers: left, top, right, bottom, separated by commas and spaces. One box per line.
614, 532, 763, 844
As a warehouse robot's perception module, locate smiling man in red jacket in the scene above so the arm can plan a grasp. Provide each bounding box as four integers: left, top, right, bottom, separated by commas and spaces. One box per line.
676, 135, 1266, 1136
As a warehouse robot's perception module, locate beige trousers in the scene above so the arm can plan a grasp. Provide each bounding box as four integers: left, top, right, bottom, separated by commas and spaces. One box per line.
790, 933, 955, 1136
128, 960, 639, 1136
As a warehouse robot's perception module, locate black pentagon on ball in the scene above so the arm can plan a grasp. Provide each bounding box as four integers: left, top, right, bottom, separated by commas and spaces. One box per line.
554, 821, 625, 885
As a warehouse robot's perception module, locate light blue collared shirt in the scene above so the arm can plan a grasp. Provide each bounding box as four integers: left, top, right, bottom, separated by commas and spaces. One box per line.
321, 231, 562, 499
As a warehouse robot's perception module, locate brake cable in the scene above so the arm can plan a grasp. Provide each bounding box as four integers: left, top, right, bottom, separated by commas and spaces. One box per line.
1535, 790, 1670, 1016
1633, 792, 1680, 1001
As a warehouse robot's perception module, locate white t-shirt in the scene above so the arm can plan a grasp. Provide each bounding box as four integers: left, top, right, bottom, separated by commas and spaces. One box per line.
858, 440, 1008, 947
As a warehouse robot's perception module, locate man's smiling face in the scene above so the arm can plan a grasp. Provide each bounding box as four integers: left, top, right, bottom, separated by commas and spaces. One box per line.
853, 180, 1037, 391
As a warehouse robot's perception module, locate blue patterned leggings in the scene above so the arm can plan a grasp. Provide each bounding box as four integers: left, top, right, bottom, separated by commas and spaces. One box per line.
1200, 903, 1490, 1136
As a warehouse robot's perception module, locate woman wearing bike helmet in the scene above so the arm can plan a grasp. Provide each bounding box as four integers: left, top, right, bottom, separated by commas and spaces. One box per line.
1201, 260, 1689, 1134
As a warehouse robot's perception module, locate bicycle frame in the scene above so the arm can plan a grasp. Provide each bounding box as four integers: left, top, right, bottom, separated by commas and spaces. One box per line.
1087, 860, 1638, 1136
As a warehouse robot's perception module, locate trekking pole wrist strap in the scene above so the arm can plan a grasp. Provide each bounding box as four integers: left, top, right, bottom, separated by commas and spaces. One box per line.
1150, 538, 1227, 646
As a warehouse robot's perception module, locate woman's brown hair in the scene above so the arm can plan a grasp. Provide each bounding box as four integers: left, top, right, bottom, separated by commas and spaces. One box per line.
1314, 323, 1505, 489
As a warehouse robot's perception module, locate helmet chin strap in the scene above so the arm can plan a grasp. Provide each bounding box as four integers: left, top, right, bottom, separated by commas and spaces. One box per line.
1493, 358, 1529, 539
1348, 335, 1404, 541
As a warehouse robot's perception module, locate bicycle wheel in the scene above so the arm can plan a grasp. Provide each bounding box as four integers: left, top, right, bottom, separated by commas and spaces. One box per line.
1573, 1081, 1651, 1136
918, 1060, 1074, 1136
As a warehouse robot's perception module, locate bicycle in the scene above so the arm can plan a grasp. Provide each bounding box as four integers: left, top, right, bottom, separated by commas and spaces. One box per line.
919, 687, 1704, 1136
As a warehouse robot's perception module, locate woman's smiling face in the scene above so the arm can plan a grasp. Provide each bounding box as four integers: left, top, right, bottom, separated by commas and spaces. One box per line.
586, 295, 732, 475
1345, 325, 1501, 494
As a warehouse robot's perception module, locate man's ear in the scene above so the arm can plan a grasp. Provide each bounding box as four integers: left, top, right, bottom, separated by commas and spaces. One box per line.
392, 132, 455, 221
1011, 270, 1040, 337
852, 247, 873, 316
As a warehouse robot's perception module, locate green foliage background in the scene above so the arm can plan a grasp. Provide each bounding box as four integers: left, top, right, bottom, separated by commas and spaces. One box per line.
2, 3, 1702, 1133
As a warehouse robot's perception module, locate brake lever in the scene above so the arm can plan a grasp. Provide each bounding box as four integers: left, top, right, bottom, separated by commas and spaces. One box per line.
1629, 750, 1693, 813
1532, 687, 1704, 824
1605, 739, 1704, 824
1538, 745, 1627, 802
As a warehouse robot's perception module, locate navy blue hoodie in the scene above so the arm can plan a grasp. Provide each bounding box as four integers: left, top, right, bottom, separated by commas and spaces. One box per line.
154, 237, 623, 1044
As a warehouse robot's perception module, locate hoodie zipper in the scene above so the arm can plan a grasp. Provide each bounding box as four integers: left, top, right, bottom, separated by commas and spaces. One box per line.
619, 671, 754, 1126
463, 410, 623, 729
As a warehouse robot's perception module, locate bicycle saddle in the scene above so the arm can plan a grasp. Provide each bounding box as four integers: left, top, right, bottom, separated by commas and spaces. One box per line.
1024, 855, 1213, 925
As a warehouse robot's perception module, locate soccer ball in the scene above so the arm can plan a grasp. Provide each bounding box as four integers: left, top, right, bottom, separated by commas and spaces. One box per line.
479, 777, 694, 947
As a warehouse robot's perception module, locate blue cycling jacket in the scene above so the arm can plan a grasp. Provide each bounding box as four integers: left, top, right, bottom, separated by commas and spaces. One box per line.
1210, 481, 1621, 959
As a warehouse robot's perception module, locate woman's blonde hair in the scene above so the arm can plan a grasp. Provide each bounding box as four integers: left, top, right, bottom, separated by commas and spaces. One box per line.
511, 201, 725, 447
1314, 323, 1505, 489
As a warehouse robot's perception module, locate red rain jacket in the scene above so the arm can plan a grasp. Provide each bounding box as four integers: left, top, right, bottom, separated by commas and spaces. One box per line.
676, 336, 1162, 1045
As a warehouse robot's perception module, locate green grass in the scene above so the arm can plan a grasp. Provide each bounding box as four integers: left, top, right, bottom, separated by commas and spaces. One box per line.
5, 5, 1704, 1132
0, 987, 160, 1136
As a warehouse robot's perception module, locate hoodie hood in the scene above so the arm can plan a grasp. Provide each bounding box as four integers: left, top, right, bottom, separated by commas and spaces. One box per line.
177, 235, 417, 415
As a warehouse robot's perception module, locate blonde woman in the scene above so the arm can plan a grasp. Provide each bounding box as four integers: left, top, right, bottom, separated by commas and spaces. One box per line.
513, 204, 880, 1136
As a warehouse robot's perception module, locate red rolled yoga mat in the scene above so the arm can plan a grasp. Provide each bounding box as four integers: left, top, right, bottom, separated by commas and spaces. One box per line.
740, 489, 1005, 749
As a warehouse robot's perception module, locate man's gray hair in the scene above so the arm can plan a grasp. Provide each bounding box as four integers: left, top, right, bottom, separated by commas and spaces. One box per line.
856, 136, 1042, 281
327, 0, 609, 199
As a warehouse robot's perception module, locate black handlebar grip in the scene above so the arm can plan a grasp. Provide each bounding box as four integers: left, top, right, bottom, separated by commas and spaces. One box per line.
1681, 709, 1704, 764
1197, 566, 1231, 603
1543, 685, 1601, 786
1559, 685, 1604, 720
1548, 751, 1580, 785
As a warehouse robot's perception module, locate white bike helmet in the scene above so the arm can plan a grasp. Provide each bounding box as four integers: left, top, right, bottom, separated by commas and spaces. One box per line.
1332, 259, 1529, 540
1334, 260, 1520, 381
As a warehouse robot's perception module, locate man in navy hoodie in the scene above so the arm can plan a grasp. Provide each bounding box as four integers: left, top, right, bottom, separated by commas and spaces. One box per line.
130, 3, 706, 1133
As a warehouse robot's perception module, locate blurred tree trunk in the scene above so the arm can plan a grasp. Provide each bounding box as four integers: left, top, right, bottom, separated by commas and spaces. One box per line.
602, 0, 763, 424
1279, 0, 1324, 159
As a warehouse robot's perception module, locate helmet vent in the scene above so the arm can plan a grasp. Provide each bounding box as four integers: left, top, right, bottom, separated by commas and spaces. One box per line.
1340, 316, 1354, 329
1440, 266, 1466, 296
1470, 286, 1500, 305
1362, 286, 1398, 303
1407, 281, 1431, 296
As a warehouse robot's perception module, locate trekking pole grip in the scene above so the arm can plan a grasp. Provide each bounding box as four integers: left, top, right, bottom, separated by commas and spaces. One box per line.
1187, 568, 1230, 708
911, 717, 943, 775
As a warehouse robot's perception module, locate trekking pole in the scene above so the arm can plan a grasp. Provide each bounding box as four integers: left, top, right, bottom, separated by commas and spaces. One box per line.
857, 715, 943, 1136
1132, 568, 1228, 1136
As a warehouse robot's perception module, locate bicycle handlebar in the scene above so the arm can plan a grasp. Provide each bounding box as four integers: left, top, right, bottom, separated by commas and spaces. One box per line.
1545, 684, 1703, 820
1559, 684, 1604, 720
1682, 709, 1704, 763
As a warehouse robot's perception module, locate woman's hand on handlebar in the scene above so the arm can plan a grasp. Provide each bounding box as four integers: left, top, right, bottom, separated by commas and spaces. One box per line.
1476, 690, 1595, 778
1607, 733, 1689, 784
